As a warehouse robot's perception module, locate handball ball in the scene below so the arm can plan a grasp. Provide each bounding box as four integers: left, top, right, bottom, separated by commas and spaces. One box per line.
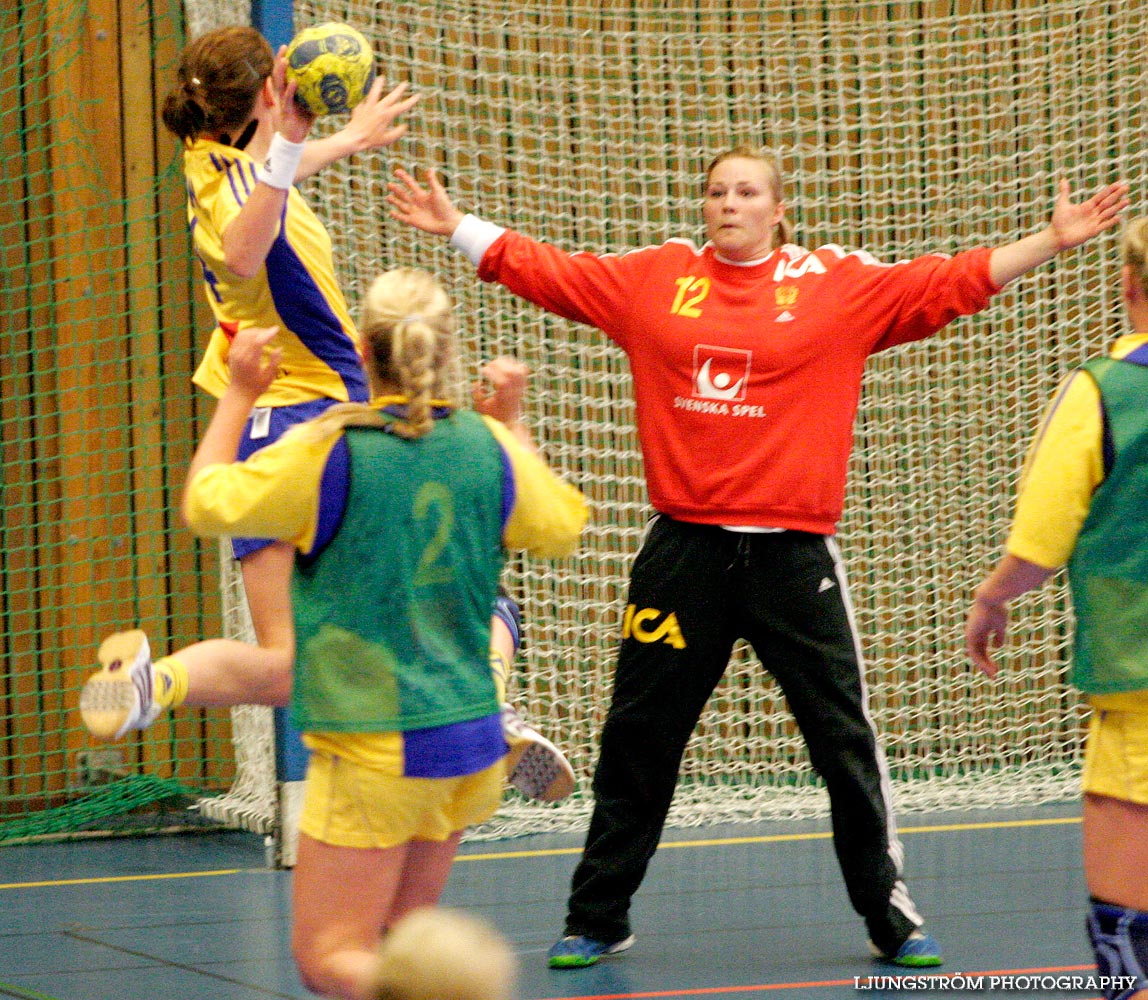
285, 22, 375, 116
368, 908, 515, 1000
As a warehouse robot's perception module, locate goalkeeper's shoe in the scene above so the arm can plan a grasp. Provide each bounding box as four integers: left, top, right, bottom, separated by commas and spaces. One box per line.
547, 933, 636, 969
868, 929, 944, 968
80, 630, 162, 741
502, 703, 576, 803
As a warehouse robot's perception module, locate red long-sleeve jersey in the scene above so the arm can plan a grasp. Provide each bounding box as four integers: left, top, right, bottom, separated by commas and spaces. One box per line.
476, 227, 998, 534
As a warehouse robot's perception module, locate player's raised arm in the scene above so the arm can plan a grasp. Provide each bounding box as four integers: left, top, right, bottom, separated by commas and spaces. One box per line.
988, 179, 1128, 288
184, 326, 281, 496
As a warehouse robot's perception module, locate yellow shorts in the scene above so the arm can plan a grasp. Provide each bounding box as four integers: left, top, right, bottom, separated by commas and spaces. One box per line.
1082, 696, 1148, 806
298, 750, 505, 849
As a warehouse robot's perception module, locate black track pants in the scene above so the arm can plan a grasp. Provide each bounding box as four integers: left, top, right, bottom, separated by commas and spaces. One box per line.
564, 515, 921, 954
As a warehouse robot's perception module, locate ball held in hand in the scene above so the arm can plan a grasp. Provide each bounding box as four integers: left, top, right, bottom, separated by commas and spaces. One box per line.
285, 22, 376, 116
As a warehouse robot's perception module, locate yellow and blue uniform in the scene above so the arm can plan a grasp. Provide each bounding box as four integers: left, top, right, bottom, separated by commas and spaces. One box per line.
181, 137, 369, 558
1006, 333, 1148, 804
182, 137, 368, 407
184, 399, 587, 846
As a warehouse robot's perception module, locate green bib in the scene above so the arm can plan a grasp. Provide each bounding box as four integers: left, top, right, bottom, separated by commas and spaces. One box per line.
1067, 354, 1148, 694
291, 410, 506, 731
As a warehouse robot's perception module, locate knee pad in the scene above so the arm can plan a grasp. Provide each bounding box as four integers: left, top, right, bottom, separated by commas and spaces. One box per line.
1087, 899, 1148, 1000
493, 587, 522, 655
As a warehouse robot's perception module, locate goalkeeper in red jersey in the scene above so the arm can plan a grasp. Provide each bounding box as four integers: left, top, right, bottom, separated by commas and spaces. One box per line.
388, 149, 1126, 970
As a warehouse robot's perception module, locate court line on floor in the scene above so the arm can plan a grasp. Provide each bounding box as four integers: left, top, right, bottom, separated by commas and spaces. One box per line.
0, 815, 1081, 889
60, 925, 300, 999
0, 868, 243, 890
0, 982, 64, 1000
456, 815, 1082, 861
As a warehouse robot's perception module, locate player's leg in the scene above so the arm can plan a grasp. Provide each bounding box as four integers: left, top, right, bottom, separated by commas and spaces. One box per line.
292, 746, 416, 1000
80, 401, 322, 740
549, 516, 736, 968
79, 541, 295, 740
1084, 794, 1148, 910
165, 538, 295, 706
385, 834, 462, 924
1084, 795, 1148, 1000
293, 832, 407, 999
292, 753, 502, 999
1082, 704, 1148, 1000
492, 588, 575, 802
742, 532, 940, 967
293, 836, 466, 1000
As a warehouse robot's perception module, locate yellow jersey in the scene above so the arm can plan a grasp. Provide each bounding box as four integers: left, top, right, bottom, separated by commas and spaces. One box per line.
181, 138, 367, 406
1007, 334, 1148, 569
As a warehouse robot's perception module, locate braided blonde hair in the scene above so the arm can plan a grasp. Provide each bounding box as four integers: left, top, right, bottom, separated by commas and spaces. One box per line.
296, 268, 458, 443
363, 268, 457, 438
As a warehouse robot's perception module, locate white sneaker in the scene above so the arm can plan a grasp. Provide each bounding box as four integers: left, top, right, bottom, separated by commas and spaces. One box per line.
79, 630, 161, 741
501, 703, 576, 802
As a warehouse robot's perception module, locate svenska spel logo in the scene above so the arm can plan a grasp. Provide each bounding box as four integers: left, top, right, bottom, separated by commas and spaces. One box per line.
693, 344, 751, 402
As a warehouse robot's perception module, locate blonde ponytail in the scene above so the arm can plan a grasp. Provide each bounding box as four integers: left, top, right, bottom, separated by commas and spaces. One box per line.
389, 316, 439, 439
291, 270, 458, 444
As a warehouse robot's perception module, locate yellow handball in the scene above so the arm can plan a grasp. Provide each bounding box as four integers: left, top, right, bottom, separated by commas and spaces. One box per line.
285, 22, 375, 116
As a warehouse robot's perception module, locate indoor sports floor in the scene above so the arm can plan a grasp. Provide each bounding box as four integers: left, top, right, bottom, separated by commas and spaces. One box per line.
0, 802, 1110, 1000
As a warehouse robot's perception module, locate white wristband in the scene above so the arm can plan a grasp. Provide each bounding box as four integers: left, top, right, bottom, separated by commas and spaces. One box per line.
257, 133, 305, 190
450, 214, 506, 266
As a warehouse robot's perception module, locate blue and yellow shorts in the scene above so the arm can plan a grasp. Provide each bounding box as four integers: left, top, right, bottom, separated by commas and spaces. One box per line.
299, 733, 505, 849
232, 397, 342, 560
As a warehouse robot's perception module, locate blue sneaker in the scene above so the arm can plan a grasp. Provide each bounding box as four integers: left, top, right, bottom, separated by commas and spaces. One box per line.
547, 933, 636, 969
869, 929, 943, 967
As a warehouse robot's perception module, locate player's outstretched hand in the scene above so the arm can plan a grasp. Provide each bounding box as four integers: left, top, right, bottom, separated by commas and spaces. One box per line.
472, 357, 529, 426
1050, 178, 1129, 252
388, 167, 465, 237
337, 78, 420, 154
228, 326, 282, 402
